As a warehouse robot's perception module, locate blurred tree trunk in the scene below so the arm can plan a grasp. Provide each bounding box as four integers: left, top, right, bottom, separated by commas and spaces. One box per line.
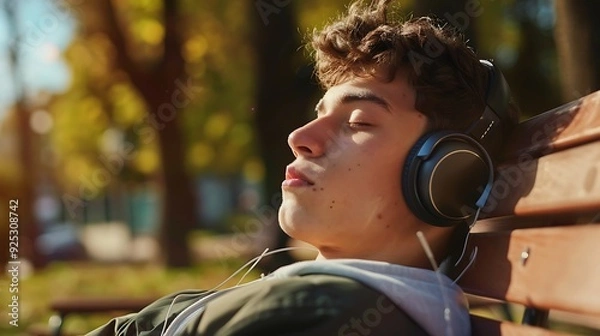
99, 0, 199, 267
4, 1, 45, 269
13, 102, 45, 268
251, 1, 317, 271
507, 13, 560, 117
554, 0, 600, 102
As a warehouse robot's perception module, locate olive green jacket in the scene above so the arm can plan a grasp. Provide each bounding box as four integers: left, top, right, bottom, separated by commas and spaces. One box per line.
87, 274, 429, 336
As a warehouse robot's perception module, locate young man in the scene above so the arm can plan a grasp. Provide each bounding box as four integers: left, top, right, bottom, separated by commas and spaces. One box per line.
89, 0, 518, 335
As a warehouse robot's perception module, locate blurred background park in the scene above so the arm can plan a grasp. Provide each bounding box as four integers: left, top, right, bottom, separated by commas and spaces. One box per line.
0, 0, 598, 334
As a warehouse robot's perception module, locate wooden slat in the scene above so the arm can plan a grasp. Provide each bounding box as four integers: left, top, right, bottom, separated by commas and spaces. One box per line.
550, 310, 600, 330
503, 91, 600, 161
464, 92, 600, 335
471, 315, 568, 336
472, 212, 599, 233
481, 140, 600, 218
458, 225, 600, 316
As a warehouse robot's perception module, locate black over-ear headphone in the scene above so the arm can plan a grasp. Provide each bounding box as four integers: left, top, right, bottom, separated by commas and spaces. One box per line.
401, 60, 511, 227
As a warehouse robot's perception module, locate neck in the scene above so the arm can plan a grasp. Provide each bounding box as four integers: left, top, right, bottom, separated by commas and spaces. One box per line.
315, 226, 454, 270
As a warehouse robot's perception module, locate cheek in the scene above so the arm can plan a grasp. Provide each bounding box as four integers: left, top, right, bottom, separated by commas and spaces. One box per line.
363, 146, 407, 184
341, 157, 404, 206
352, 146, 410, 205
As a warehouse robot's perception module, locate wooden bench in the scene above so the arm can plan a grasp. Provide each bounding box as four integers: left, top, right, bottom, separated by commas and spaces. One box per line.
39, 92, 600, 335
458, 90, 600, 335
31, 297, 156, 336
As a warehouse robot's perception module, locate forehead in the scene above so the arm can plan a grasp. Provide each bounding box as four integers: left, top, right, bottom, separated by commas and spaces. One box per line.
319, 73, 417, 114
316, 87, 391, 113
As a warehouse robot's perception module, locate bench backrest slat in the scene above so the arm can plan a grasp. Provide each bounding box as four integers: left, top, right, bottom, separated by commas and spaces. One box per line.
461, 90, 600, 334
484, 140, 600, 218
502, 91, 600, 161
459, 225, 600, 316
470, 315, 569, 336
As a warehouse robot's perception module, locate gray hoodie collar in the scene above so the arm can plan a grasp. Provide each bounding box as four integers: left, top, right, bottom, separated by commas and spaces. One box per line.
271, 259, 470, 336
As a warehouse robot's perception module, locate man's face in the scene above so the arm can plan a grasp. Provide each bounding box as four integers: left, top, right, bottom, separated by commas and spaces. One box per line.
278, 72, 431, 260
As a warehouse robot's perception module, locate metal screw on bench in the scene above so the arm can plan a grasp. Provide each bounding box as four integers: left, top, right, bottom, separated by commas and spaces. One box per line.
520, 247, 530, 266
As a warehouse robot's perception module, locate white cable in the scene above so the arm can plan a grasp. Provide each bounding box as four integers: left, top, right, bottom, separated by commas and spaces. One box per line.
454, 207, 481, 267
157, 245, 318, 336
453, 246, 478, 284
236, 248, 269, 286
417, 231, 454, 336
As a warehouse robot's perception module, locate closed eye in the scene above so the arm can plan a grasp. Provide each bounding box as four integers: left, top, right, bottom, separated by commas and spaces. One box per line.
347, 121, 373, 129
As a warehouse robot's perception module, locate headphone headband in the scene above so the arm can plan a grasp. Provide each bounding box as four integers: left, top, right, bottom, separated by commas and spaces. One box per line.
480, 60, 510, 122
466, 60, 512, 157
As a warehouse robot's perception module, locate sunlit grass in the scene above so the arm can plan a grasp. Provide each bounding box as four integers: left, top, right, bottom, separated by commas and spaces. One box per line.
0, 258, 259, 335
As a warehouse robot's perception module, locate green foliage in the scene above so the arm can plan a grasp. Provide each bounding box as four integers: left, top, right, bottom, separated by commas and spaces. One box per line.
178, 1, 256, 176
48, 0, 261, 195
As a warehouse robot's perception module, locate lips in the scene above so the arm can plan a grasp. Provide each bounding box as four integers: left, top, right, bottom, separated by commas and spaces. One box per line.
283, 166, 314, 187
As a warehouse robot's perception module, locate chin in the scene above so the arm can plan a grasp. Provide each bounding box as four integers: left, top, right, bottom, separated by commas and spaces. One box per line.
278, 219, 305, 241
279, 212, 315, 244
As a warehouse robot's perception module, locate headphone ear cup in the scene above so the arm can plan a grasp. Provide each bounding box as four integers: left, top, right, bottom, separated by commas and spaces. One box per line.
402, 132, 492, 227
402, 133, 440, 224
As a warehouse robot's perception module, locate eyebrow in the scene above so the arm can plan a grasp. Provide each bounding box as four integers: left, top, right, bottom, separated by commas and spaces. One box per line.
315, 91, 391, 115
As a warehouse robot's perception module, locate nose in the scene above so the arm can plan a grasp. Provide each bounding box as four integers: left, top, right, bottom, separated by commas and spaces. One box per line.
287, 120, 326, 158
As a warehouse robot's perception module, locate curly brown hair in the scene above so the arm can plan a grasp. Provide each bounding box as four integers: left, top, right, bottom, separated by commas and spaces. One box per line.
310, 0, 519, 137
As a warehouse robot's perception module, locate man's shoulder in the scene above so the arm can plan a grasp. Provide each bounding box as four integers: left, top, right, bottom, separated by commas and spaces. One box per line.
195, 274, 429, 335
86, 274, 430, 336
